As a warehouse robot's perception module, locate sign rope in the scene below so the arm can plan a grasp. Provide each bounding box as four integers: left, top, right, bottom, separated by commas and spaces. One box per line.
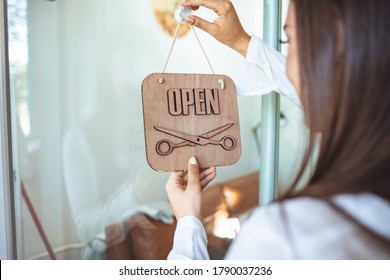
162, 19, 215, 74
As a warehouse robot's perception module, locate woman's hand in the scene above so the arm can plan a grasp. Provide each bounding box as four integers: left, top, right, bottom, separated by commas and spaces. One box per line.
166, 157, 216, 220
180, 0, 251, 57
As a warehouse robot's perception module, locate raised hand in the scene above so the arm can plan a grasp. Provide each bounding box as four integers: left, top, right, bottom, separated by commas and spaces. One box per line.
180, 0, 251, 56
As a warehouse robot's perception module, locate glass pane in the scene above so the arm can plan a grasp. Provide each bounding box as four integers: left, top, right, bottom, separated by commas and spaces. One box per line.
7, 0, 267, 260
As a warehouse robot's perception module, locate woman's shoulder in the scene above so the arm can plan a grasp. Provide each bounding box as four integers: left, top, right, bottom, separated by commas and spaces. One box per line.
250, 193, 390, 228
225, 193, 390, 259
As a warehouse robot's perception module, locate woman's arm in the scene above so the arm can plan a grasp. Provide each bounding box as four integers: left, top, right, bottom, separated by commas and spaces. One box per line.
165, 157, 216, 260
181, 0, 251, 56
167, 216, 209, 260
238, 36, 301, 106
62, 130, 139, 242
181, 0, 301, 107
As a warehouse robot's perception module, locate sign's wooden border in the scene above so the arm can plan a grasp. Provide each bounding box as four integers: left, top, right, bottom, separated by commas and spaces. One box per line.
142, 73, 241, 171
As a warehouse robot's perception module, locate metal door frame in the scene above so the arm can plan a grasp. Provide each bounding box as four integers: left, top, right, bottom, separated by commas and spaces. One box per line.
0, 0, 16, 260
259, 0, 282, 205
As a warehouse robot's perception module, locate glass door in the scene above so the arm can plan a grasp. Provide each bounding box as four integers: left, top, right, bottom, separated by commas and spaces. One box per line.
5, 0, 304, 259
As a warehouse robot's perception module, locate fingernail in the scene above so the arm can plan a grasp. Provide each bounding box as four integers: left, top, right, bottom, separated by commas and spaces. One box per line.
190, 157, 197, 165
185, 16, 194, 24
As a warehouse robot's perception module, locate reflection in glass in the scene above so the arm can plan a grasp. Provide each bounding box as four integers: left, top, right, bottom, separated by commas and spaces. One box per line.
8, 0, 30, 137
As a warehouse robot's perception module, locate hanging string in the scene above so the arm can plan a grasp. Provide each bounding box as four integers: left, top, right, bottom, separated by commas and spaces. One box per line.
162, 20, 215, 74
191, 25, 215, 74
162, 19, 184, 73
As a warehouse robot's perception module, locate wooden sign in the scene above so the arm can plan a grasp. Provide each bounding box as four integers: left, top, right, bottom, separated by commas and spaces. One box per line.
141, 73, 242, 171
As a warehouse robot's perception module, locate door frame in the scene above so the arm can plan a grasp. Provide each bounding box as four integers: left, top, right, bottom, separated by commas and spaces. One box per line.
0, 0, 16, 260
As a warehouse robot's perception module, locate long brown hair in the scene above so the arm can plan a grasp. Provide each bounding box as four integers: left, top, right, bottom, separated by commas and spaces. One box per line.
282, 0, 390, 201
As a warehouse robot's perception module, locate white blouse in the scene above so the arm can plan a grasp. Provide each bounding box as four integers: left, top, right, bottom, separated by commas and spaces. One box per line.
167, 37, 390, 260
236, 36, 301, 106
168, 194, 390, 259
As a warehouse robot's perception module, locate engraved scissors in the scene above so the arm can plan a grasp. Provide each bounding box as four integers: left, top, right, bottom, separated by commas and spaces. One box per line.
154, 123, 236, 156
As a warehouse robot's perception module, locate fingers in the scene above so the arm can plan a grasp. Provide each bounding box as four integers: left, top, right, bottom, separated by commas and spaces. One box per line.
188, 162, 216, 189
170, 162, 216, 191
200, 170, 217, 189
180, 0, 228, 12
200, 166, 216, 180
185, 15, 215, 35
182, 166, 216, 183
166, 171, 185, 192
187, 157, 201, 192
180, 0, 245, 53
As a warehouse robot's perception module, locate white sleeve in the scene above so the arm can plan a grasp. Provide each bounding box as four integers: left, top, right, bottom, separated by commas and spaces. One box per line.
167, 216, 210, 260
62, 130, 139, 243
237, 36, 302, 107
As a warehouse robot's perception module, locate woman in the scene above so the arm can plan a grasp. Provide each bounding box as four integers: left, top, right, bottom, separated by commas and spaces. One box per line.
165, 0, 390, 259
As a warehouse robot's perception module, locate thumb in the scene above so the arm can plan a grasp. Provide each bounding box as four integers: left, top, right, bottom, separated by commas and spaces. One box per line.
185, 15, 215, 35
187, 156, 201, 191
